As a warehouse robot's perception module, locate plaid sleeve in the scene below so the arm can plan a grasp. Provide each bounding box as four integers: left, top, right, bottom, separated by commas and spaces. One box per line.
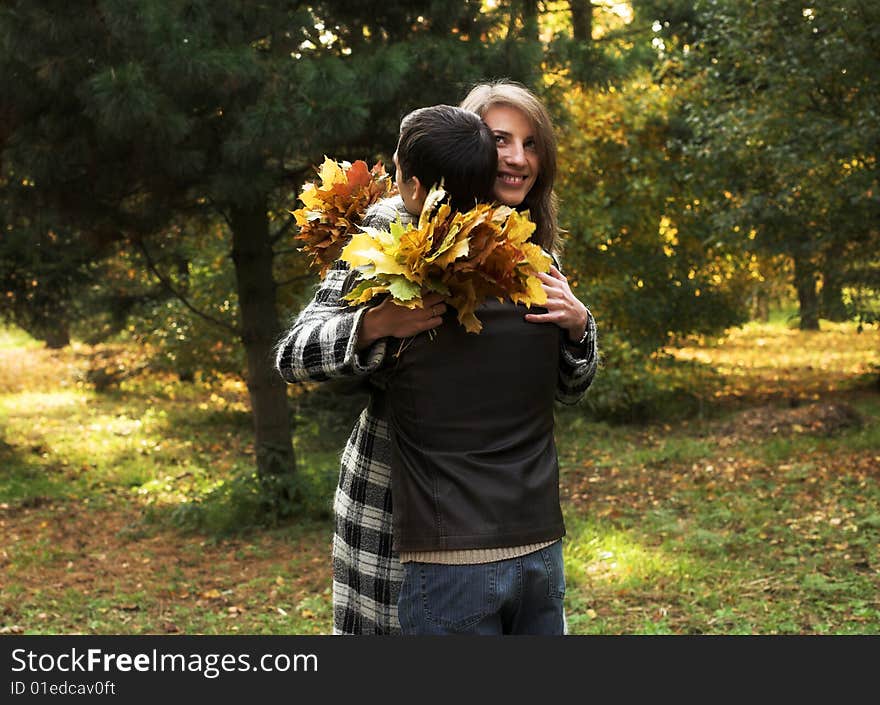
547, 253, 599, 405
275, 260, 388, 383
275, 198, 413, 385
556, 307, 598, 404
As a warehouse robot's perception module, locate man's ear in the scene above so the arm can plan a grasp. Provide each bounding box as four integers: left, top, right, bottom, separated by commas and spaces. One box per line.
409, 175, 426, 202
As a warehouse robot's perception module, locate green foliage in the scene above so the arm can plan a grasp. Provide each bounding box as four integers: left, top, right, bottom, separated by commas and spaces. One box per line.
127, 224, 245, 378
575, 330, 717, 423
0, 219, 81, 347
556, 74, 748, 356
672, 0, 880, 326
166, 459, 336, 536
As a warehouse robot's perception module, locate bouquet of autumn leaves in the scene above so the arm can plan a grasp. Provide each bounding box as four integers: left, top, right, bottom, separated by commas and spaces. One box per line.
292, 157, 551, 333
292, 157, 397, 276
340, 188, 551, 333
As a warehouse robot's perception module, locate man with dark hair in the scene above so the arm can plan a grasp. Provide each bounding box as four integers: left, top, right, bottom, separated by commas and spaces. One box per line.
392, 104, 497, 215
369, 105, 570, 635
354, 104, 498, 346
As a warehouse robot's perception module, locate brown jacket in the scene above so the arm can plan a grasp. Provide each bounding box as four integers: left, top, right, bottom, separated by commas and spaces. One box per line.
387, 298, 565, 552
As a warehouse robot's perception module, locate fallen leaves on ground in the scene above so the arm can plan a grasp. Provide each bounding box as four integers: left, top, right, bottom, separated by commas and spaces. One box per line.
0, 499, 330, 634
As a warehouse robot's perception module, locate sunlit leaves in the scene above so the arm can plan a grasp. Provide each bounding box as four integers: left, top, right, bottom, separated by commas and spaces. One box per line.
291, 157, 396, 276
556, 74, 747, 350
676, 0, 880, 325
339, 185, 551, 333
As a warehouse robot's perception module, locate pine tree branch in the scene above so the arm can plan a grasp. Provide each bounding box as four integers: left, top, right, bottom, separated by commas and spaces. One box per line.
136, 239, 241, 336
276, 274, 313, 288
593, 24, 655, 45
270, 213, 298, 246
204, 198, 234, 231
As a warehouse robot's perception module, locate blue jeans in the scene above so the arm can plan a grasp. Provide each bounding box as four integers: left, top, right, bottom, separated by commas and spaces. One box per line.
398, 541, 565, 635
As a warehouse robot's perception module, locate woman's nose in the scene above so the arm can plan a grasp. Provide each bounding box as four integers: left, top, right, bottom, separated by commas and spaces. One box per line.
502, 141, 526, 166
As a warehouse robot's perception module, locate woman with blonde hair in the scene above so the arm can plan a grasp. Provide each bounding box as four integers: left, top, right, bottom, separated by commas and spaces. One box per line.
461, 80, 560, 253
275, 79, 598, 634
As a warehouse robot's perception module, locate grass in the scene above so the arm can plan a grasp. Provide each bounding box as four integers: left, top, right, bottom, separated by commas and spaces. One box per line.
1, 314, 878, 634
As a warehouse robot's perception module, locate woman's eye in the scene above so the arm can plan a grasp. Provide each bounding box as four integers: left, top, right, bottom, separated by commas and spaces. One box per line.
494, 135, 506, 144
525, 139, 537, 150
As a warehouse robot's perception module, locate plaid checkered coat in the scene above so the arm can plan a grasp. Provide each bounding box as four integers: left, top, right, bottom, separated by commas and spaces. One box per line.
275, 196, 599, 634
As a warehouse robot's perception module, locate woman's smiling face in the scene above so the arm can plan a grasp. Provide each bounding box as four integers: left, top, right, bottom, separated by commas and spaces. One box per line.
483, 104, 540, 207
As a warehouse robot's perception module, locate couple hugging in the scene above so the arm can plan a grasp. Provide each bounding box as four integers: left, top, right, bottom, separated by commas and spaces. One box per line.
276, 80, 598, 635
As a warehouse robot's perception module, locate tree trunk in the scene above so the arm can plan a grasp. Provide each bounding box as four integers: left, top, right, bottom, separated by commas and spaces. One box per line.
793, 252, 820, 330
570, 0, 593, 42
28, 312, 70, 349
820, 260, 848, 322
749, 284, 770, 322
522, 0, 539, 41
230, 200, 296, 493
43, 325, 70, 349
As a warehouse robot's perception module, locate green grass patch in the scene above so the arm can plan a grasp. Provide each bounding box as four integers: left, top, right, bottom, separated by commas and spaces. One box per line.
0, 326, 41, 350
1, 318, 878, 635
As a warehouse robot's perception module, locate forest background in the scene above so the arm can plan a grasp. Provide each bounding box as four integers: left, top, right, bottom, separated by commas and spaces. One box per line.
1, 1, 878, 635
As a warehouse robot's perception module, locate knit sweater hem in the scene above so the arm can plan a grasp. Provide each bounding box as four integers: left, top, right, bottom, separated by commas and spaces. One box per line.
399, 540, 558, 565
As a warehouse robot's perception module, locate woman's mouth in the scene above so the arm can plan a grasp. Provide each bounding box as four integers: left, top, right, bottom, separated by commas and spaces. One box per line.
497, 173, 528, 185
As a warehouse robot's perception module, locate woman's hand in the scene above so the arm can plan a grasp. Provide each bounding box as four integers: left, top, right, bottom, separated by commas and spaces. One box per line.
357, 293, 447, 350
524, 266, 590, 344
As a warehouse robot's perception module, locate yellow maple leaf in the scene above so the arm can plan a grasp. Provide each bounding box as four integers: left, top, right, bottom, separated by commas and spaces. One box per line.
398, 227, 434, 284
345, 283, 390, 306
298, 184, 322, 211
511, 273, 548, 306
448, 277, 482, 333
316, 156, 347, 187
520, 241, 552, 273
340, 231, 408, 276
500, 209, 537, 245
430, 236, 470, 270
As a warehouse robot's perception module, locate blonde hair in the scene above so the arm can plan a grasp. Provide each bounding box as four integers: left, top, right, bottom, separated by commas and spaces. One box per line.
460, 80, 560, 255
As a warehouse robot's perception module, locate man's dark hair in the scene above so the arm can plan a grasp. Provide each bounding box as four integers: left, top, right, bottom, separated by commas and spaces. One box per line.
396, 105, 497, 212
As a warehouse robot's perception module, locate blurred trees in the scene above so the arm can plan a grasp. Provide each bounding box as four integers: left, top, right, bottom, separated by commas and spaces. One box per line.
0, 0, 551, 501
2, 1, 877, 510
653, 0, 880, 329
556, 75, 748, 351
